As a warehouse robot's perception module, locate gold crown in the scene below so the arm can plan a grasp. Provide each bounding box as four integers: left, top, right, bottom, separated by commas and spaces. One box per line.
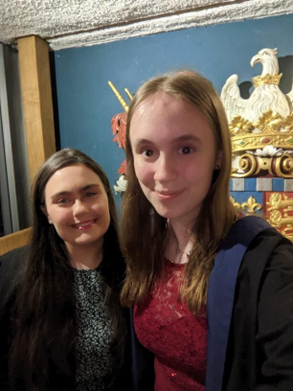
230, 110, 293, 153
252, 73, 283, 88
230, 110, 293, 178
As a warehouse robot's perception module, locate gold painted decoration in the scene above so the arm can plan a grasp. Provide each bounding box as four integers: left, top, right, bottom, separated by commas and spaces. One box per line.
230, 196, 262, 214
230, 196, 241, 210
254, 110, 284, 133
124, 88, 133, 101
252, 73, 282, 88
108, 81, 129, 112
266, 192, 293, 243
231, 152, 293, 178
221, 48, 293, 178
283, 114, 293, 131
281, 225, 293, 243
229, 116, 255, 136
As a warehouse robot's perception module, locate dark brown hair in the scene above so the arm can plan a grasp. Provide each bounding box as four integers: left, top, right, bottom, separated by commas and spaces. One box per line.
9, 148, 126, 390
121, 71, 237, 313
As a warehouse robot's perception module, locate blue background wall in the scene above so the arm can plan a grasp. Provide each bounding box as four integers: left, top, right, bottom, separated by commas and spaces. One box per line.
53, 13, 293, 205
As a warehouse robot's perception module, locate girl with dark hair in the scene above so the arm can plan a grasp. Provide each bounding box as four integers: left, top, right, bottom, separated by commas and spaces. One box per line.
120, 71, 293, 390
0, 148, 129, 391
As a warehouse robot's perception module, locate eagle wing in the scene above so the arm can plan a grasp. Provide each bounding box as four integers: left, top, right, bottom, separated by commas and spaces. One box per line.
286, 81, 293, 112
221, 74, 247, 122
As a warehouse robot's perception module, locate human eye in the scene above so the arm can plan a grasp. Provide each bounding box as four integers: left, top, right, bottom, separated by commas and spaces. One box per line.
85, 191, 97, 197
56, 198, 69, 205
179, 146, 195, 155
141, 149, 154, 158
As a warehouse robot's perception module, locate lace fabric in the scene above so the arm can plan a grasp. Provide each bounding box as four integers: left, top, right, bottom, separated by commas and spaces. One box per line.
134, 260, 207, 391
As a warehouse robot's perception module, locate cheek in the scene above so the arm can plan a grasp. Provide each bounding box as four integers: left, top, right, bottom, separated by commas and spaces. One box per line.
183, 159, 214, 185
92, 200, 110, 221
48, 208, 72, 226
134, 159, 153, 184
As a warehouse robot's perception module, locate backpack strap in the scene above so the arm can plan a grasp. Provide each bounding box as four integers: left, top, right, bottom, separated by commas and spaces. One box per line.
205, 216, 271, 391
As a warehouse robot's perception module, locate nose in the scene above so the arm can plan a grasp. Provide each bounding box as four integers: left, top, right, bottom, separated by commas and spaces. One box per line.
153, 153, 177, 183
73, 199, 89, 216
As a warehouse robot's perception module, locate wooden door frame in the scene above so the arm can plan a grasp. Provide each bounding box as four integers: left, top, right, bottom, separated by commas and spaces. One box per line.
0, 36, 56, 256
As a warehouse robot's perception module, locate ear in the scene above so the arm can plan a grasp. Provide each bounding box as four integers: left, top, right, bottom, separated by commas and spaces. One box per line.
41, 205, 52, 224
215, 149, 223, 169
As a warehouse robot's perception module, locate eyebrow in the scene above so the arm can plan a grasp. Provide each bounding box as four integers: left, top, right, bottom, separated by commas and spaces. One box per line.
133, 134, 202, 148
50, 184, 100, 200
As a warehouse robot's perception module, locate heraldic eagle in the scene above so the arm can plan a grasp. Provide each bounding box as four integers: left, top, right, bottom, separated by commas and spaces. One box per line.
221, 48, 293, 124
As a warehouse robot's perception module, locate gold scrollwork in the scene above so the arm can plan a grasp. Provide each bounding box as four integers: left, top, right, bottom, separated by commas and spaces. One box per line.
274, 153, 293, 177
231, 154, 293, 178
232, 153, 257, 178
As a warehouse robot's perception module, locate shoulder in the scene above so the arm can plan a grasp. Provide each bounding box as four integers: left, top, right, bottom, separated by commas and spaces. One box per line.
0, 246, 29, 300
245, 225, 293, 269
236, 222, 293, 294
0, 246, 29, 269
223, 216, 293, 282
227, 215, 292, 264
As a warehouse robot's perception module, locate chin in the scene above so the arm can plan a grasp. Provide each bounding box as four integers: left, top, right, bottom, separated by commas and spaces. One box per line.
154, 206, 178, 219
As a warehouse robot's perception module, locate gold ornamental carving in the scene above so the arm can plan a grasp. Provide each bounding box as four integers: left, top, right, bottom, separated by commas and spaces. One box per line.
232, 152, 293, 178
266, 193, 293, 243
252, 73, 283, 88
230, 196, 262, 214
221, 48, 293, 178
231, 111, 293, 154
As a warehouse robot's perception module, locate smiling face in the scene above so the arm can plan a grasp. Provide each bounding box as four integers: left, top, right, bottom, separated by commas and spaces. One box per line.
43, 164, 110, 253
129, 92, 222, 227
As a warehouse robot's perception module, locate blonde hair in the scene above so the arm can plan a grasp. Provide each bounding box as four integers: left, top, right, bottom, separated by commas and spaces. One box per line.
121, 71, 237, 313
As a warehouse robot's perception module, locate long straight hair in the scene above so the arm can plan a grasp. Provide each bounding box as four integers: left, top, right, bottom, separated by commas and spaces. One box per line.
9, 148, 126, 390
121, 71, 238, 313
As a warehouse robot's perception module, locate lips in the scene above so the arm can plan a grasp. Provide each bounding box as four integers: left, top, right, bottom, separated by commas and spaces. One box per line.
155, 190, 183, 200
72, 219, 96, 229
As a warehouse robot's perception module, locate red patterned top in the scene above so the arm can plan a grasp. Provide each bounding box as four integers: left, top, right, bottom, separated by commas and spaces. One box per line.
134, 260, 207, 391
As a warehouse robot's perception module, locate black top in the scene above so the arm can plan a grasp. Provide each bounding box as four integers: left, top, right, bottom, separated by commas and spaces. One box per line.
0, 247, 130, 391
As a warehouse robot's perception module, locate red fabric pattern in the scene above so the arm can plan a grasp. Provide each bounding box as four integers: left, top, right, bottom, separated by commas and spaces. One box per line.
134, 260, 207, 391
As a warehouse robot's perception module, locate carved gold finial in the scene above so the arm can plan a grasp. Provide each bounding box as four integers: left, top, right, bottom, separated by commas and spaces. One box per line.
108, 81, 129, 113
124, 88, 133, 101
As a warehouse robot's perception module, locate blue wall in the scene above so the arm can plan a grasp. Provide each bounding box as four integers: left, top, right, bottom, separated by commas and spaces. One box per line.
54, 13, 293, 205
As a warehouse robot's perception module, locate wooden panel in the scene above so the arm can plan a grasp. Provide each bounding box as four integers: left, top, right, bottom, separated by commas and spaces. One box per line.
18, 35, 56, 184
0, 36, 56, 257
0, 227, 32, 256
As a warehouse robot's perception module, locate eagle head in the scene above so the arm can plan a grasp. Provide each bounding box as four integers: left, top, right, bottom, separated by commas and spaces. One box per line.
250, 48, 279, 75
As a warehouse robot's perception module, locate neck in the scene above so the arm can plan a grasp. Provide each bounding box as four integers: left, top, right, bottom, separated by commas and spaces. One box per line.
66, 238, 104, 270
165, 219, 195, 264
